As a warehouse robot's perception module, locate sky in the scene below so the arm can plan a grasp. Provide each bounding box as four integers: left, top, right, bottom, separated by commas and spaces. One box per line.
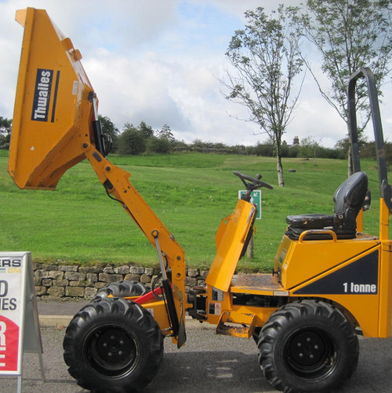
0, 0, 391, 148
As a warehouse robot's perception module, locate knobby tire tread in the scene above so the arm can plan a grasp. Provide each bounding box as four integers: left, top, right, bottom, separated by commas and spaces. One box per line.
258, 299, 359, 393
63, 297, 162, 393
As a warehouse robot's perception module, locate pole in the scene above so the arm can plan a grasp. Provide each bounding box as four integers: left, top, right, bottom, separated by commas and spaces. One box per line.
247, 234, 254, 259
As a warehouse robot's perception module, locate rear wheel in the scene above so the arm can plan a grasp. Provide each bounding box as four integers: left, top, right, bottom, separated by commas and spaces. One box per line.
63, 297, 163, 393
94, 280, 150, 300
258, 300, 359, 393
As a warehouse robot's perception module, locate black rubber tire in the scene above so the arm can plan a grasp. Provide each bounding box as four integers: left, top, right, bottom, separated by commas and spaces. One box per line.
253, 327, 261, 344
258, 300, 359, 393
94, 280, 150, 300
63, 297, 163, 393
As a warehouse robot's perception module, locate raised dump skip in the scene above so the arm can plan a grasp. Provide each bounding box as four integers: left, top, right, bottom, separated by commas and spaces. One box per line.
8, 8, 96, 190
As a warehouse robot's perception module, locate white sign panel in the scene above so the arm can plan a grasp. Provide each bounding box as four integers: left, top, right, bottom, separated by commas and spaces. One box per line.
0, 254, 25, 374
0, 252, 43, 379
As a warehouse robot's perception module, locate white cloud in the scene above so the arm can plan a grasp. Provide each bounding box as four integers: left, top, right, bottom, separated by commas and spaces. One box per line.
84, 50, 189, 131
0, 0, 390, 148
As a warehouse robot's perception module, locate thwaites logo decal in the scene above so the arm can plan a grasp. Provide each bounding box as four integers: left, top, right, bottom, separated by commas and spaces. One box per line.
31, 69, 60, 122
294, 250, 379, 295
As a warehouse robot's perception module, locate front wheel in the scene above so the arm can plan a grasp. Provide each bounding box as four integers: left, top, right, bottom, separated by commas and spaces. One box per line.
63, 297, 163, 393
258, 300, 359, 393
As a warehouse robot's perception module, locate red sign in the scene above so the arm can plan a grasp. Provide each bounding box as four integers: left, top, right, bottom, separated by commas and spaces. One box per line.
0, 315, 20, 372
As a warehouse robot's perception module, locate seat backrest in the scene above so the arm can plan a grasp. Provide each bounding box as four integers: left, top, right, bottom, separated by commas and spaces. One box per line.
333, 171, 368, 216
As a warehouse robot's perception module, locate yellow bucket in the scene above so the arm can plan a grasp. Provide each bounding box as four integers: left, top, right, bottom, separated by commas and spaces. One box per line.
8, 8, 97, 189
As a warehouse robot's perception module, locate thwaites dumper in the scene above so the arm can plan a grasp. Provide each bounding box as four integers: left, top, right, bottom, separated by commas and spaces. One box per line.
9, 8, 392, 393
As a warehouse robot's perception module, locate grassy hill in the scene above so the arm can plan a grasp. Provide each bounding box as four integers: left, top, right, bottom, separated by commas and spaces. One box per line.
0, 150, 382, 272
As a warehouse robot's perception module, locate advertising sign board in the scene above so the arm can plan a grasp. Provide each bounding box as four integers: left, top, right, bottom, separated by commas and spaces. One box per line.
0, 252, 44, 391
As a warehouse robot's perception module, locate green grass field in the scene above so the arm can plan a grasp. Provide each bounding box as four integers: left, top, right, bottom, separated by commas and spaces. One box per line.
0, 150, 383, 272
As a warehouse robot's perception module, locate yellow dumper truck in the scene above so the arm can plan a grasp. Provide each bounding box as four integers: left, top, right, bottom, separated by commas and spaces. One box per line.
8, 8, 392, 393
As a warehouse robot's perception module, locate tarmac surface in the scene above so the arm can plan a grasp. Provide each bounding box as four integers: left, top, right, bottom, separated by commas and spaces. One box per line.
37, 297, 90, 327
1, 298, 392, 392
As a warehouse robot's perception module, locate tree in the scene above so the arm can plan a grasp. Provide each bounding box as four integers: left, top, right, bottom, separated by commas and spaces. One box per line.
253, 141, 275, 157
138, 121, 154, 140
98, 115, 119, 152
222, 5, 304, 186
117, 121, 158, 155
0, 117, 12, 149
148, 124, 176, 154
156, 124, 175, 143
298, 136, 320, 163
148, 137, 171, 154
117, 124, 146, 155
300, 0, 392, 175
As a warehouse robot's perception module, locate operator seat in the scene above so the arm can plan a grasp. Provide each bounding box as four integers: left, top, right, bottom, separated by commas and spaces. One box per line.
285, 171, 369, 240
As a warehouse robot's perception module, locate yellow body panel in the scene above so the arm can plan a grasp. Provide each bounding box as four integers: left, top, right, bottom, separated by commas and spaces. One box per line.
276, 235, 379, 290
206, 199, 255, 292
138, 300, 172, 334
273, 203, 392, 338
302, 293, 379, 337
378, 240, 392, 337
205, 283, 276, 333
288, 246, 380, 336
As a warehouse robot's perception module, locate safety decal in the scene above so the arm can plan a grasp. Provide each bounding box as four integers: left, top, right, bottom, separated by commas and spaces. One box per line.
294, 250, 379, 295
209, 302, 221, 315
212, 287, 224, 301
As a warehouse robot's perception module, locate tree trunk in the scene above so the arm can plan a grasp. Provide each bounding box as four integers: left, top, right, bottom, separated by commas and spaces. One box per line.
347, 144, 353, 177
277, 153, 285, 187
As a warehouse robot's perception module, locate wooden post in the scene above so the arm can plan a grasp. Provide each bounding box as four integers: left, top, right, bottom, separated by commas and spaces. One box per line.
247, 234, 254, 259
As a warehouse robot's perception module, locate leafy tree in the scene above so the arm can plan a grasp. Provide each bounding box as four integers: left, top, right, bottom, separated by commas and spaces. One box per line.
298, 136, 320, 163
117, 124, 146, 155
0, 117, 12, 149
156, 124, 175, 143
287, 144, 300, 158
253, 142, 275, 157
123, 122, 134, 131
98, 115, 119, 152
300, 0, 392, 174
148, 137, 171, 154
117, 121, 159, 155
222, 5, 304, 186
358, 141, 392, 165
191, 139, 212, 152
148, 124, 176, 154
138, 121, 154, 140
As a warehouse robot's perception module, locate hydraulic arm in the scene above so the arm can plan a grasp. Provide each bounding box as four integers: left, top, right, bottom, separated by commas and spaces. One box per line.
84, 143, 188, 345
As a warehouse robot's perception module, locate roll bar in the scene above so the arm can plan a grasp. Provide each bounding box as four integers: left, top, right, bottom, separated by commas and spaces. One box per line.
347, 67, 392, 213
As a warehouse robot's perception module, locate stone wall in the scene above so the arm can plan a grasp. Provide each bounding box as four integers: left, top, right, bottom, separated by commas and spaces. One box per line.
33, 262, 208, 298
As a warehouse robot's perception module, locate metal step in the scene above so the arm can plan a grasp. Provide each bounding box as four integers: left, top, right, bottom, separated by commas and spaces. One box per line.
216, 311, 256, 338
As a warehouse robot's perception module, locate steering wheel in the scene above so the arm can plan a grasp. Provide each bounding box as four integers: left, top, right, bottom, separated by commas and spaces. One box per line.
233, 171, 273, 190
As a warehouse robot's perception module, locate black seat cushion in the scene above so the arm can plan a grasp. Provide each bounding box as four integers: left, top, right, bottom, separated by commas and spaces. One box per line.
286, 214, 334, 228
286, 172, 368, 240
